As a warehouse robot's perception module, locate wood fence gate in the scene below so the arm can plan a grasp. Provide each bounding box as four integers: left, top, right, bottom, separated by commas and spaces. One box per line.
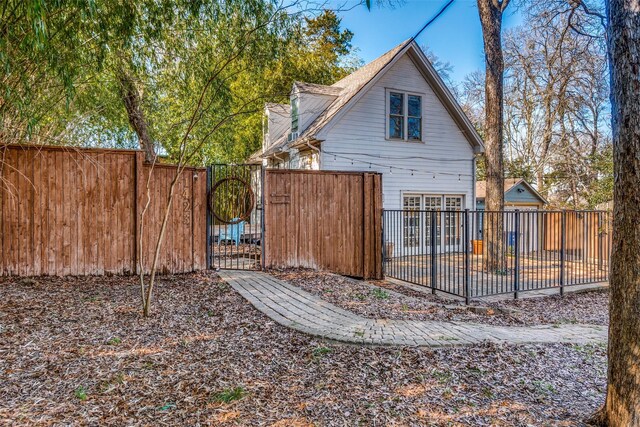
206, 164, 264, 270
263, 170, 383, 280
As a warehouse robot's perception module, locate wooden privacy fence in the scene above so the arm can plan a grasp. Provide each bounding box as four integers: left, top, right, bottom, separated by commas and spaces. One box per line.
543, 210, 612, 261
264, 170, 383, 279
0, 144, 206, 276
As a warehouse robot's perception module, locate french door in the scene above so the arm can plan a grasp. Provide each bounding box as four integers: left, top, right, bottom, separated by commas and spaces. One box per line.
443, 196, 463, 250
402, 194, 464, 253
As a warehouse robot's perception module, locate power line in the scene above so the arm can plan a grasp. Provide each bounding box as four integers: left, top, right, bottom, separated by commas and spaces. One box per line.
410, 0, 456, 43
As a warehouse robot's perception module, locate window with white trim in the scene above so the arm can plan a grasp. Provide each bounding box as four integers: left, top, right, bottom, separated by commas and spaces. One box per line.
387, 90, 423, 141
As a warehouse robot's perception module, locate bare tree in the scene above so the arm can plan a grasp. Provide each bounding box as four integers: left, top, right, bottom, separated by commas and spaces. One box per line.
589, 1, 640, 424
136, 4, 293, 317
118, 68, 157, 163
477, 0, 510, 271
502, 8, 608, 204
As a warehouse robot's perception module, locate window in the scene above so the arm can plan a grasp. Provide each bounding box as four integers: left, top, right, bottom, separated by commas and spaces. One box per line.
389, 92, 404, 139
408, 95, 422, 140
423, 196, 442, 247
387, 90, 422, 141
291, 96, 299, 133
444, 196, 463, 246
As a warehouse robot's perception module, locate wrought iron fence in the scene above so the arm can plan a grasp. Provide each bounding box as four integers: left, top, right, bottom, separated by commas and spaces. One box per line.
206, 164, 264, 270
382, 209, 611, 302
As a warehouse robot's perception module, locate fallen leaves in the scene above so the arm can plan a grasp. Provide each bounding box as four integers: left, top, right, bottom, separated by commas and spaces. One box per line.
0, 272, 606, 426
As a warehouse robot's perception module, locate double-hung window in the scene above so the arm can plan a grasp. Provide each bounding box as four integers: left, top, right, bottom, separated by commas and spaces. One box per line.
387, 90, 423, 141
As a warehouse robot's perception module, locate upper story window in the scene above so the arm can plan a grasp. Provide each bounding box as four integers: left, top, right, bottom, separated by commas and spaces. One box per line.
291, 96, 299, 133
387, 90, 422, 142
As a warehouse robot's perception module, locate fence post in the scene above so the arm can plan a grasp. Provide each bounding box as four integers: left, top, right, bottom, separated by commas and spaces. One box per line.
206, 166, 211, 270
560, 210, 566, 296
430, 210, 437, 294
598, 211, 603, 272
260, 165, 266, 271
514, 210, 520, 299
464, 209, 470, 304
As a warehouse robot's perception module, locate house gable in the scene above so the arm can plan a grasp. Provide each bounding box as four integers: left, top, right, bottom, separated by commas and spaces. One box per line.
320, 51, 477, 209
476, 179, 547, 209
504, 181, 547, 206
311, 41, 484, 154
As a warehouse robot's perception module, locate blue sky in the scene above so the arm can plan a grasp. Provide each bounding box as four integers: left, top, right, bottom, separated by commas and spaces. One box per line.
335, 0, 523, 85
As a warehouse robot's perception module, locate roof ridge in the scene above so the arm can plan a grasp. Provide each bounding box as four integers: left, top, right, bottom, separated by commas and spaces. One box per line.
331, 39, 411, 89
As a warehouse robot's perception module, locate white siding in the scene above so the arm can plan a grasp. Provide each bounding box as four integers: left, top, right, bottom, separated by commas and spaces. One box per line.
298, 92, 335, 133
265, 107, 289, 148
320, 54, 476, 210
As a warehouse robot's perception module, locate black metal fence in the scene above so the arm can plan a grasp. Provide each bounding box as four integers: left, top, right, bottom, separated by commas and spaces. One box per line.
206, 164, 264, 270
383, 209, 611, 302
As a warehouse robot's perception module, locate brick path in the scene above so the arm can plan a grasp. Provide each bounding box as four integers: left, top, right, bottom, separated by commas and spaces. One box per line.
218, 270, 607, 348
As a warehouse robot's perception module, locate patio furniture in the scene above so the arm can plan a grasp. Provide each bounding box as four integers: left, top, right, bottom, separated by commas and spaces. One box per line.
218, 219, 245, 246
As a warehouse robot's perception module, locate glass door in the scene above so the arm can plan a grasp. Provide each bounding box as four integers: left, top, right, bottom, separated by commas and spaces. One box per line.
403, 196, 421, 249
443, 196, 463, 250
423, 196, 442, 250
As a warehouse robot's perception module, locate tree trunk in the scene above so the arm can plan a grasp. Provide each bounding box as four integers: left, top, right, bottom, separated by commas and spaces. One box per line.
591, 0, 640, 425
118, 71, 157, 163
478, 0, 509, 272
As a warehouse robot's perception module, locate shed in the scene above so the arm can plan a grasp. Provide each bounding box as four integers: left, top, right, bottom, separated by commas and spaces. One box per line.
476, 178, 547, 210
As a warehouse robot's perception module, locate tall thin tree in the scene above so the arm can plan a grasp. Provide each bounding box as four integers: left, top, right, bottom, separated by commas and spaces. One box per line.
591, 0, 640, 424
477, 0, 509, 271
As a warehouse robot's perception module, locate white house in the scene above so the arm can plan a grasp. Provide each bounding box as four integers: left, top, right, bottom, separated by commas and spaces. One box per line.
252, 40, 484, 216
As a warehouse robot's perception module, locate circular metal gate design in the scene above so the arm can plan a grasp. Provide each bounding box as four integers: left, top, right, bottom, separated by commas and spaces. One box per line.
208, 176, 255, 224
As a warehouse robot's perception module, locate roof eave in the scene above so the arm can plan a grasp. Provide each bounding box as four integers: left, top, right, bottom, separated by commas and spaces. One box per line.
312, 41, 485, 153
289, 135, 323, 150
504, 179, 548, 205
407, 45, 485, 153
314, 41, 415, 140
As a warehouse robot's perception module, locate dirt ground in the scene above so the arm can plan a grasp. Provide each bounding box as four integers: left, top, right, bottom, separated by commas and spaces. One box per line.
271, 268, 609, 327
1, 273, 606, 426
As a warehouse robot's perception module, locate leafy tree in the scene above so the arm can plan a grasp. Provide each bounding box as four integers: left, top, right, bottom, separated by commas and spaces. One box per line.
1, 2, 357, 166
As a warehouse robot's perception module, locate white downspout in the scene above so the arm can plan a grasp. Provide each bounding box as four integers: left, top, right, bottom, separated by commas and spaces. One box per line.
305, 139, 321, 170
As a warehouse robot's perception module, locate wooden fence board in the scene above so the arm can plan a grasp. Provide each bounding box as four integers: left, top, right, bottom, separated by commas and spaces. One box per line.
543, 210, 612, 262
264, 170, 383, 279
0, 144, 206, 276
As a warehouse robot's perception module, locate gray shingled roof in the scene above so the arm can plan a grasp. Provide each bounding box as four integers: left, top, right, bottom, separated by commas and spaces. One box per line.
265, 102, 290, 116
292, 82, 343, 96
262, 41, 408, 158
295, 40, 410, 144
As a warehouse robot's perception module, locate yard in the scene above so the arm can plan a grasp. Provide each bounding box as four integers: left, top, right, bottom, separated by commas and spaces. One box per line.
1, 272, 607, 426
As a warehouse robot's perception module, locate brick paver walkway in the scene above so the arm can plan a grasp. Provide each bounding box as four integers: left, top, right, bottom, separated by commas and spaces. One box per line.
219, 270, 607, 348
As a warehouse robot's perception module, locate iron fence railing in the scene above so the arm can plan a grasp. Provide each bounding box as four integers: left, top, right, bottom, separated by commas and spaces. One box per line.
382, 209, 611, 302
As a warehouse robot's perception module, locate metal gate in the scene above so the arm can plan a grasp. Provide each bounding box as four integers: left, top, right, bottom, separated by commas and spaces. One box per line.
206, 164, 264, 270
